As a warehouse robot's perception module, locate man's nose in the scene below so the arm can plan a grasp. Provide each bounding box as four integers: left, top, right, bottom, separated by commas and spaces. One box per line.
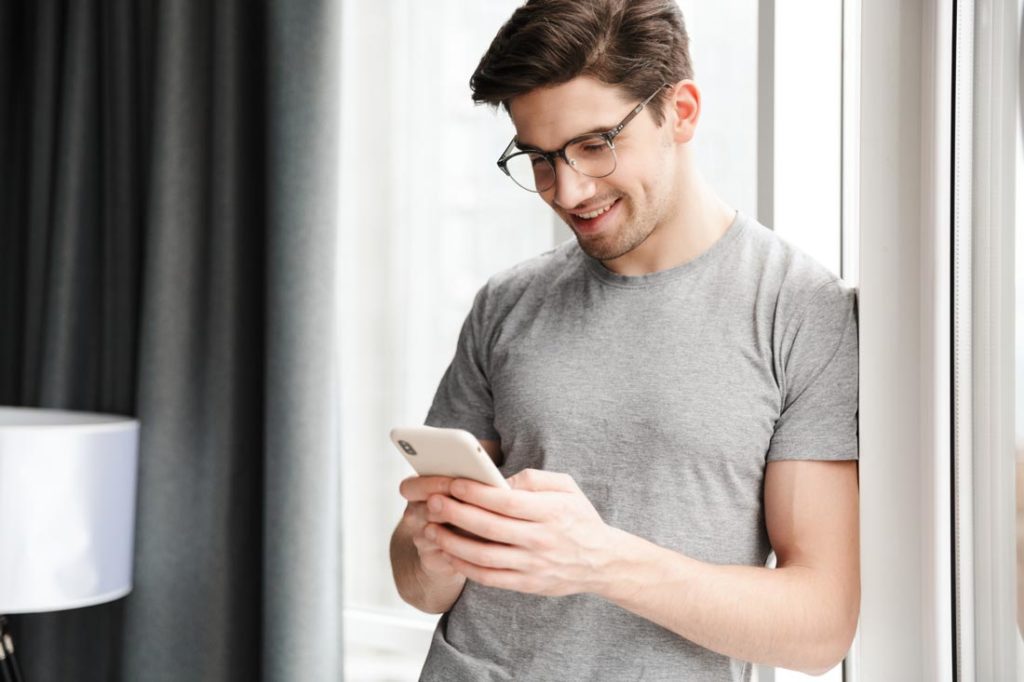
550, 159, 596, 210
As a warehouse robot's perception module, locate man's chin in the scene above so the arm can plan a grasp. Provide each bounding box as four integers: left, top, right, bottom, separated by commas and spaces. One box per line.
574, 232, 628, 262
574, 221, 658, 264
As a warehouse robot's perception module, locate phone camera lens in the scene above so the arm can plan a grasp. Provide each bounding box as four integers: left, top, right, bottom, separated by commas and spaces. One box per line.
398, 440, 417, 455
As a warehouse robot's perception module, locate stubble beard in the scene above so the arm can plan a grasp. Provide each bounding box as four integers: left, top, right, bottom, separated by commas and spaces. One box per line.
567, 196, 660, 262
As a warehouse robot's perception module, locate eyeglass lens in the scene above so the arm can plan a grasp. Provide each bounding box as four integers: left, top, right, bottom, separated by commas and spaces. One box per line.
505, 136, 616, 192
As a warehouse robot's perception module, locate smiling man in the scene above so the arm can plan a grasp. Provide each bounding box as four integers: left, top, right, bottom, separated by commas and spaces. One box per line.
389, 1, 860, 680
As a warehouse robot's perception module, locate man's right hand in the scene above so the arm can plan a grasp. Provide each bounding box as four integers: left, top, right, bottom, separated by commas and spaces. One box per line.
398, 475, 463, 579
391, 475, 468, 613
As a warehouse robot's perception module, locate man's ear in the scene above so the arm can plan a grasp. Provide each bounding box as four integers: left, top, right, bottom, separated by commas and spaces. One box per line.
667, 80, 701, 144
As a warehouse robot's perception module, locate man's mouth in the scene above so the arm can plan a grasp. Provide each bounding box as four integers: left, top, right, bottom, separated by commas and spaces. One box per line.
566, 198, 622, 236
572, 200, 617, 220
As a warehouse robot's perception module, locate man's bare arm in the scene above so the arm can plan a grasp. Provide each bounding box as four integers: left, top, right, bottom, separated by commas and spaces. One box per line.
424, 459, 859, 674
596, 459, 859, 674
389, 439, 503, 613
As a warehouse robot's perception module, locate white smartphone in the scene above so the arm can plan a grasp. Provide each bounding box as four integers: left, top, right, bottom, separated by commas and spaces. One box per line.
389, 425, 510, 490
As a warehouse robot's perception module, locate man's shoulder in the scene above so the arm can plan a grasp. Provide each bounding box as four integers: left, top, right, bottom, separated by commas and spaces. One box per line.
738, 219, 835, 286
736, 217, 855, 317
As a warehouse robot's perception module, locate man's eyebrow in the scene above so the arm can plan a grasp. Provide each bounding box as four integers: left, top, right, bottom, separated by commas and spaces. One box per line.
515, 125, 617, 152
513, 139, 543, 152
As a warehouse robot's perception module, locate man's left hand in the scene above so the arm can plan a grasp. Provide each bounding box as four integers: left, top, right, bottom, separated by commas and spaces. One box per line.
423, 468, 613, 597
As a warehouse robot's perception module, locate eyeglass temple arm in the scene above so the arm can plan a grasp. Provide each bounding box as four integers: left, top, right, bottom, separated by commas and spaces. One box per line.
498, 137, 556, 166
497, 138, 519, 167
609, 83, 673, 138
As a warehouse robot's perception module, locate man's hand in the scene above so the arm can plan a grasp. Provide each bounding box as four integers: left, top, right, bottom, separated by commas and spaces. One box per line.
391, 475, 467, 613
417, 461, 858, 673
398, 475, 463, 580
424, 468, 612, 597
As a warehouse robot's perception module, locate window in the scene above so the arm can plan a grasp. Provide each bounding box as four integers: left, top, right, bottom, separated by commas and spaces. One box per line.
1011, 69, 1019, 667
1015, 77, 1024, 673
1015, 0, 1024, 663
952, 0, 1021, 677
338, 1, 554, 677
1010, 0, 1023, 671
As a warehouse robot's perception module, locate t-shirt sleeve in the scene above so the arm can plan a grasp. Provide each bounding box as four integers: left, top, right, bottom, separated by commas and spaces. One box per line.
424, 285, 500, 442
766, 279, 859, 462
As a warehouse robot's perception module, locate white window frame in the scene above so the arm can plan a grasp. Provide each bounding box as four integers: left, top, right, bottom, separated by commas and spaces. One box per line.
955, 0, 1020, 679
857, 0, 956, 679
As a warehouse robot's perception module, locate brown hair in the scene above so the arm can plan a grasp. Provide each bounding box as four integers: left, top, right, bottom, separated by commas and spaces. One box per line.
470, 0, 693, 126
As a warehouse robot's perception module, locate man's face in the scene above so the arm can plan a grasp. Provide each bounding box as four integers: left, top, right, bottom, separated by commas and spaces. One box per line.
508, 77, 677, 262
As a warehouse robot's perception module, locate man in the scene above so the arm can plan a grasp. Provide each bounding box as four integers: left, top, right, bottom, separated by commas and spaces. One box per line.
390, 0, 859, 679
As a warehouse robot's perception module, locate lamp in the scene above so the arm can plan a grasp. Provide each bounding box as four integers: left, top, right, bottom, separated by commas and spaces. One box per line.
0, 407, 140, 682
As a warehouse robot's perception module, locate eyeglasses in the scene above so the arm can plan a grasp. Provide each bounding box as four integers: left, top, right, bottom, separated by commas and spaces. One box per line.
496, 85, 669, 193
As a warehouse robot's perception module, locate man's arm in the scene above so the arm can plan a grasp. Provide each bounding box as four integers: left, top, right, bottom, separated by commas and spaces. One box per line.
598, 459, 860, 674
389, 439, 503, 614
423, 459, 859, 674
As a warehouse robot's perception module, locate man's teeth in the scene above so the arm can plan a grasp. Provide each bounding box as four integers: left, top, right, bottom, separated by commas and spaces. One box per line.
575, 202, 615, 220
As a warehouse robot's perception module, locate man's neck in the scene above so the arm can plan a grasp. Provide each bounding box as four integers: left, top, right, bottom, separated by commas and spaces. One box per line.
601, 182, 736, 277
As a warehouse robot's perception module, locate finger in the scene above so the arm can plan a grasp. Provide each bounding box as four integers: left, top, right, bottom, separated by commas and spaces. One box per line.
421, 556, 459, 579
412, 533, 439, 554
412, 522, 456, 562
402, 502, 428, 529
506, 468, 580, 493
443, 554, 536, 593
399, 475, 454, 502
447, 478, 554, 522
408, 499, 457, 532
415, 538, 460, 577
430, 523, 532, 571
429, 494, 535, 546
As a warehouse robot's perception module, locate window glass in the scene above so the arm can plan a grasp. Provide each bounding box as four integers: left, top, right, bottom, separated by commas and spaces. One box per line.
773, 0, 843, 278
677, 0, 759, 217
338, 1, 553, 676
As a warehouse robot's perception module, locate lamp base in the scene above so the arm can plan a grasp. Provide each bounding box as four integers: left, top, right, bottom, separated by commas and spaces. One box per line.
0, 616, 25, 682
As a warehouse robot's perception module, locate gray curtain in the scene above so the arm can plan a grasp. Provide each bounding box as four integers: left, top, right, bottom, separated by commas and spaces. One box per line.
0, 0, 342, 680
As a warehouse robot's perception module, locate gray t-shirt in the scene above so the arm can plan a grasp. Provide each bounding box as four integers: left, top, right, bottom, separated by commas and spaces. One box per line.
422, 211, 859, 681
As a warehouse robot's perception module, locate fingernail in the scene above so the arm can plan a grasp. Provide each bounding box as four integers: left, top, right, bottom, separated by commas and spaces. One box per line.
425, 526, 437, 541
428, 496, 443, 512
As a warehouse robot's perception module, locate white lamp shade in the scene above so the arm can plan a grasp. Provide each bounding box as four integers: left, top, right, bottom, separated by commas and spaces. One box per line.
0, 406, 139, 614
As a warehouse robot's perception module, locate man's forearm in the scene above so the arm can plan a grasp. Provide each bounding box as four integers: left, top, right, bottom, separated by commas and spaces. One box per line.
593, 528, 858, 674
390, 523, 466, 614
